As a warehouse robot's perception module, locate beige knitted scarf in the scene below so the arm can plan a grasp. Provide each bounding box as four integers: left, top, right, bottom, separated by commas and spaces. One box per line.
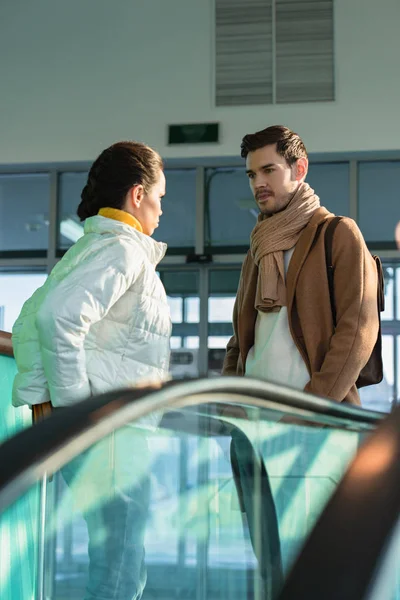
250, 182, 320, 312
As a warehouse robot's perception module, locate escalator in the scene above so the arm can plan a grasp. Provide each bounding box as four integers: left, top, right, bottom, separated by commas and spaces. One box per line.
0, 377, 388, 599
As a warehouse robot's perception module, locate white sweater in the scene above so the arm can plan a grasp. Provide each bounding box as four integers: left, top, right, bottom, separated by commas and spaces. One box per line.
245, 248, 309, 390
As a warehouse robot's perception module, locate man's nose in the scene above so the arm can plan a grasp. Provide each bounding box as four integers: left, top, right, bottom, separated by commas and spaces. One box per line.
255, 177, 268, 190
253, 173, 267, 187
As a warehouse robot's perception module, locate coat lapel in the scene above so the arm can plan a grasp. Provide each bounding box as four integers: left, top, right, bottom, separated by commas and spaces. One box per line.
286, 207, 331, 316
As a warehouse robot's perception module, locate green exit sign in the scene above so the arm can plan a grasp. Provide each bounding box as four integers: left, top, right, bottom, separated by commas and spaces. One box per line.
168, 123, 219, 145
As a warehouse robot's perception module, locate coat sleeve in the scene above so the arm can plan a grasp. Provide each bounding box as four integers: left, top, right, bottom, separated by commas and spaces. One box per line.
36, 244, 144, 407
222, 252, 253, 376
222, 294, 241, 375
304, 218, 379, 401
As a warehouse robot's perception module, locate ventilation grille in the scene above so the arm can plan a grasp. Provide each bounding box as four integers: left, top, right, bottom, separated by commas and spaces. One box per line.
276, 0, 334, 103
215, 0, 273, 106
215, 0, 334, 106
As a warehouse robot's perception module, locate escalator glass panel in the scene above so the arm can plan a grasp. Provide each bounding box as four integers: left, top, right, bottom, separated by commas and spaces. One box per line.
0, 400, 366, 600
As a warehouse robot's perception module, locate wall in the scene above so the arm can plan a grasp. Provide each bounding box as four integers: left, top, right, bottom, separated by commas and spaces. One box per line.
0, 0, 399, 163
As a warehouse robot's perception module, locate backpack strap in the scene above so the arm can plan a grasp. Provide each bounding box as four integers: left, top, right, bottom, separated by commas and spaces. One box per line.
374, 256, 385, 313
325, 217, 343, 327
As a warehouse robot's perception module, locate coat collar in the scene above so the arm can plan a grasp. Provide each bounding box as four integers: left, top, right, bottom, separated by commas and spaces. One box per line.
84, 215, 167, 266
286, 207, 333, 315
98, 207, 143, 233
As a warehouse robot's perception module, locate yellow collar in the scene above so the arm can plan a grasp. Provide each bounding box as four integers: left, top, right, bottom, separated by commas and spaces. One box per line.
98, 207, 143, 233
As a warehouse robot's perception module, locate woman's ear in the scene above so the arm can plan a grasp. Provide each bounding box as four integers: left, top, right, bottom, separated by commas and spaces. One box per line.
127, 184, 144, 209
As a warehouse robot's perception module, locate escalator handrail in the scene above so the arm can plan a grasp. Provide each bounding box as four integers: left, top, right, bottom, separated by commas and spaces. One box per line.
0, 376, 383, 512
278, 403, 400, 600
0, 330, 13, 357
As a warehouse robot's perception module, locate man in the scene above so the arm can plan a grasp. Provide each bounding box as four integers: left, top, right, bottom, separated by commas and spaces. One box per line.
222, 125, 379, 405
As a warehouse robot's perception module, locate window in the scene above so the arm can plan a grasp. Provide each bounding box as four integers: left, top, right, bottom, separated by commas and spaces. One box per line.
206, 163, 350, 250
167, 297, 183, 324
209, 297, 236, 323
160, 270, 200, 376
358, 161, 400, 247
360, 264, 400, 413
397, 267, 400, 319
185, 298, 200, 323
58, 169, 197, 253
1, 155, 399, 412
58, 172, 87, 250
170, 336, 182, 350
208, 269, 241, 374
360, 335, 394, 413
206, 167, 256, 250
0, 272, 47, 332
307, 163, 350, 216
397, 336, 400, 406
153, 169, 197, 250
383, 267, 394, 321
0, 174, 50, 253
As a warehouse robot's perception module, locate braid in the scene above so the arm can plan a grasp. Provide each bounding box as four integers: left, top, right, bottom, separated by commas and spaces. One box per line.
77, 177, 101, 221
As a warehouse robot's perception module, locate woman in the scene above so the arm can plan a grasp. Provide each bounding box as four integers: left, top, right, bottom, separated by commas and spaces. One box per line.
12, 141, 171, 599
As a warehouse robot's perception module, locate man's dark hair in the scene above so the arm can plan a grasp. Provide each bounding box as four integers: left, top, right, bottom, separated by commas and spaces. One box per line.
240, 125, 308, 165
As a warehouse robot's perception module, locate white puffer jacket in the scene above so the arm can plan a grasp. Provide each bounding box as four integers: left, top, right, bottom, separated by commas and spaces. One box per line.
12, 215, 172, 414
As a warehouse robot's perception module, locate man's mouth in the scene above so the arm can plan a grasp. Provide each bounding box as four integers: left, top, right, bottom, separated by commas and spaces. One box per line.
257, 193, 272, 202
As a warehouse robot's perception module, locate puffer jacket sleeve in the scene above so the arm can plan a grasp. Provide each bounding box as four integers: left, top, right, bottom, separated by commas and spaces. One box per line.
36, 243, 144, 407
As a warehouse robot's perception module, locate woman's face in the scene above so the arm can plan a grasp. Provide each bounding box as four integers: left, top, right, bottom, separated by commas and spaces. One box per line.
129, 170, 166, 236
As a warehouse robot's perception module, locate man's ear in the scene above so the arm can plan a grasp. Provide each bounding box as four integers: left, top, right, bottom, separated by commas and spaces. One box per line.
295, 157, 308, 182
395, 220, 400, 250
